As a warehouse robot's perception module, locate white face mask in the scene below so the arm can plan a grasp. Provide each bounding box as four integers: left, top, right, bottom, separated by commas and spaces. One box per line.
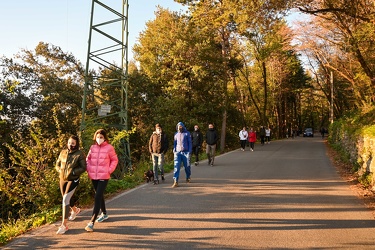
96, 138, 104, 145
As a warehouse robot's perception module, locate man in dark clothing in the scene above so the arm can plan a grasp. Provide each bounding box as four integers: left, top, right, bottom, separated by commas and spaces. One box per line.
149, 124, 168, 184
205, 123, 219, 167
191, 125, 203, 166
259, 126, 266, 145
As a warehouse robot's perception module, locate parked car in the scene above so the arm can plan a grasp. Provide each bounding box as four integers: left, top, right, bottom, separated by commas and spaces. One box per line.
303, 128, 314, 137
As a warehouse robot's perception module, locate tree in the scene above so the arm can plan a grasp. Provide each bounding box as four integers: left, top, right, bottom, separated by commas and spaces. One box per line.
0, 42, 85, 136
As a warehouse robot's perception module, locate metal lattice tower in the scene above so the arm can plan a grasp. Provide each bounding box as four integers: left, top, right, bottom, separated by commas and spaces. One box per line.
81, 0, 131, 175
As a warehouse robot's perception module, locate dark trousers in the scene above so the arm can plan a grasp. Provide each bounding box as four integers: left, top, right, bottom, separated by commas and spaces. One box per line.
240, 140, 247, 149
192, 146, 200, 162
90, 179, 108, 224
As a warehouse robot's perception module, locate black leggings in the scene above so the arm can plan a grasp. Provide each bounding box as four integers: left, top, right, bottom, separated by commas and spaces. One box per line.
90, 179, 109, 224
60, 179, 79, 220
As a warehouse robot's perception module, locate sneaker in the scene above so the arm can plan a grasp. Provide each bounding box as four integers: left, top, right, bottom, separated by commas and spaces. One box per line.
172, 181, 178, 188
85, 222, 94, 232
251, 148, 254, 151
153, 180, 159, 185
68, 207, 81, 221
186, 178, 191, 183
96, 213, 109, 223
56, 225, 68, 235
194, 162, 198, 166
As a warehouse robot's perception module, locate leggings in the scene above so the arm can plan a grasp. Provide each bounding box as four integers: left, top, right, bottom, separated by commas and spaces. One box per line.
90, 179, 109, 224
60, 179, 79, 220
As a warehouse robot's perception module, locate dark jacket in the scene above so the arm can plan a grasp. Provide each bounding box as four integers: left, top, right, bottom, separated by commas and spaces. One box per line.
56, 149, 87, 181
149, 132, 169, 154
260, 127, 266, 137
191, 129, 203, 147
205, 128, 219, 145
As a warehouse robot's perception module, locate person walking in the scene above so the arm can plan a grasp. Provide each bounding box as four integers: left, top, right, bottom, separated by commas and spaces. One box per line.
172, 122, 192, 188
259, 126, 266, 145
239, 127, 248, 151
149, 123, 168, 185
265, 126, 271, 144
248, 127, 257, 151
205, 123, 219, 166
191, 124, 203, 166
55, 135, 87, 235
85, 129, 118, 232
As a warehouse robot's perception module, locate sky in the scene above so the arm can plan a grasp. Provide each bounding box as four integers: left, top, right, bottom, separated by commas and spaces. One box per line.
0, 0, 186, 65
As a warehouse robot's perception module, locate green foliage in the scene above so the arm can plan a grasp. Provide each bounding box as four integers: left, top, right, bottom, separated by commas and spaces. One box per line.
1, 128, 61, 215
358, 172, 373, 188
0, 206, 60, 245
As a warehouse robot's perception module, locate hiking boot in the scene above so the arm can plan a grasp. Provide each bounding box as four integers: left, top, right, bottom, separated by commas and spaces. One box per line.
194, 162, 198, 166
56, 225, 68, 235
68, 207, 81, 221
161, 175, 165, 181
153, 180, 159, 185
85, 222, 94, 232
172, 181, 178, 188
96, 213, 109, 223
186, 178, 191, 183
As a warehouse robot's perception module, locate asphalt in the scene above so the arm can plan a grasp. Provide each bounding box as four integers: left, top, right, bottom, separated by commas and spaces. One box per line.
4, 136, 375, 250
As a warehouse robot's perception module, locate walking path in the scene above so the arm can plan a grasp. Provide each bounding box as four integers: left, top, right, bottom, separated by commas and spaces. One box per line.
5, 137, 375, 249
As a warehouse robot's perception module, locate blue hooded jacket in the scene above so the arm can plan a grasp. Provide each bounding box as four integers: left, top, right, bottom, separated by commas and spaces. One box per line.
173, 122, 192, 153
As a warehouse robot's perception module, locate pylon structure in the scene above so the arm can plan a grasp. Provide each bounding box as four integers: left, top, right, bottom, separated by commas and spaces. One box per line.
81, 0, 131, 175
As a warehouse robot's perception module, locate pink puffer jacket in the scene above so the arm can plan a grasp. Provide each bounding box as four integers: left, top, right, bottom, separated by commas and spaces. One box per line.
86, 141, 118, 180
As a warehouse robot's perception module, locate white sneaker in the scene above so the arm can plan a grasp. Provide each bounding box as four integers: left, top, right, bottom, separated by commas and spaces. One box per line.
56, 225, 68, 234
68, 207, 81, 221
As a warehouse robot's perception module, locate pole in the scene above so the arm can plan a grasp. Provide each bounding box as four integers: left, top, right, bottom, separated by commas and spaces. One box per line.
330, 71, 333, 124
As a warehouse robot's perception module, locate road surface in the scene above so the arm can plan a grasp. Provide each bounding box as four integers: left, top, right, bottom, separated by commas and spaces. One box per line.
5, 136, 375, 249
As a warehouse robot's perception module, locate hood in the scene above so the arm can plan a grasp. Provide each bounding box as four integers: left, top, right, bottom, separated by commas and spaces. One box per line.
176, 122, 187, 132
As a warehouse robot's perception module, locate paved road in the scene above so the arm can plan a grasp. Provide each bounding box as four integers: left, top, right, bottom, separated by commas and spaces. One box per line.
5, 136, 375, 249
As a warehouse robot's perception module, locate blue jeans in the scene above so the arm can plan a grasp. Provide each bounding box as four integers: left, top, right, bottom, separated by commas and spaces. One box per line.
152, 153, 164, 180
173, 151, 191, 182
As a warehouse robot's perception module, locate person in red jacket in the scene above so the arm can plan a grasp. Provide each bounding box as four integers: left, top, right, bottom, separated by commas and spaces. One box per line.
85, 129, 118, 232
248, 127, 257, 151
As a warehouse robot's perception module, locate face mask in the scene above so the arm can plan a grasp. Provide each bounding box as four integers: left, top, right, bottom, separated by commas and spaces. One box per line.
96, 138, 104, 145
156, 129, 161, 134
69, 145, 77, 151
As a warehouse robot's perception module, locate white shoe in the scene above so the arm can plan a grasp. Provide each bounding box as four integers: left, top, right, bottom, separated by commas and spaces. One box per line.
68, 207, 81, 221
56, 225, 68, 234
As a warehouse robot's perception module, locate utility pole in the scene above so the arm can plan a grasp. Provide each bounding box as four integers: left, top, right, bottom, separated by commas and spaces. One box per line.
81, 0, 131, 176
330, 71, 334, 124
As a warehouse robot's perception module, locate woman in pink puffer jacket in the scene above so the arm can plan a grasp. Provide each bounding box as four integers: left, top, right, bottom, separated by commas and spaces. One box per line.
85, 129, 118, 232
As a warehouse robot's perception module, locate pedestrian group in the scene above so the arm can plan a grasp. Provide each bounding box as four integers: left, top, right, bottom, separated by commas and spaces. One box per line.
55, 123, 220, 234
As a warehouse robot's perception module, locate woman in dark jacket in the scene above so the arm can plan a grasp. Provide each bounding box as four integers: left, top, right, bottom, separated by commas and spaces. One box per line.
55, 135, 86, 235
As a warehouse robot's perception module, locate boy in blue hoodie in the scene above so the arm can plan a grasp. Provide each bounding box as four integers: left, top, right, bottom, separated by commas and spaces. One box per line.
172, 122, 192, 188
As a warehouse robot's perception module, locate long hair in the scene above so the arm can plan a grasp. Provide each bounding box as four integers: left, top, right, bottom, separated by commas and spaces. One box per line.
69, 135, 80, 149
92, 129, 109, 143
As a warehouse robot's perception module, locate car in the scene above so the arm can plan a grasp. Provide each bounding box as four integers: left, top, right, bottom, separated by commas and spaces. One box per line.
303, 128, 314, 137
